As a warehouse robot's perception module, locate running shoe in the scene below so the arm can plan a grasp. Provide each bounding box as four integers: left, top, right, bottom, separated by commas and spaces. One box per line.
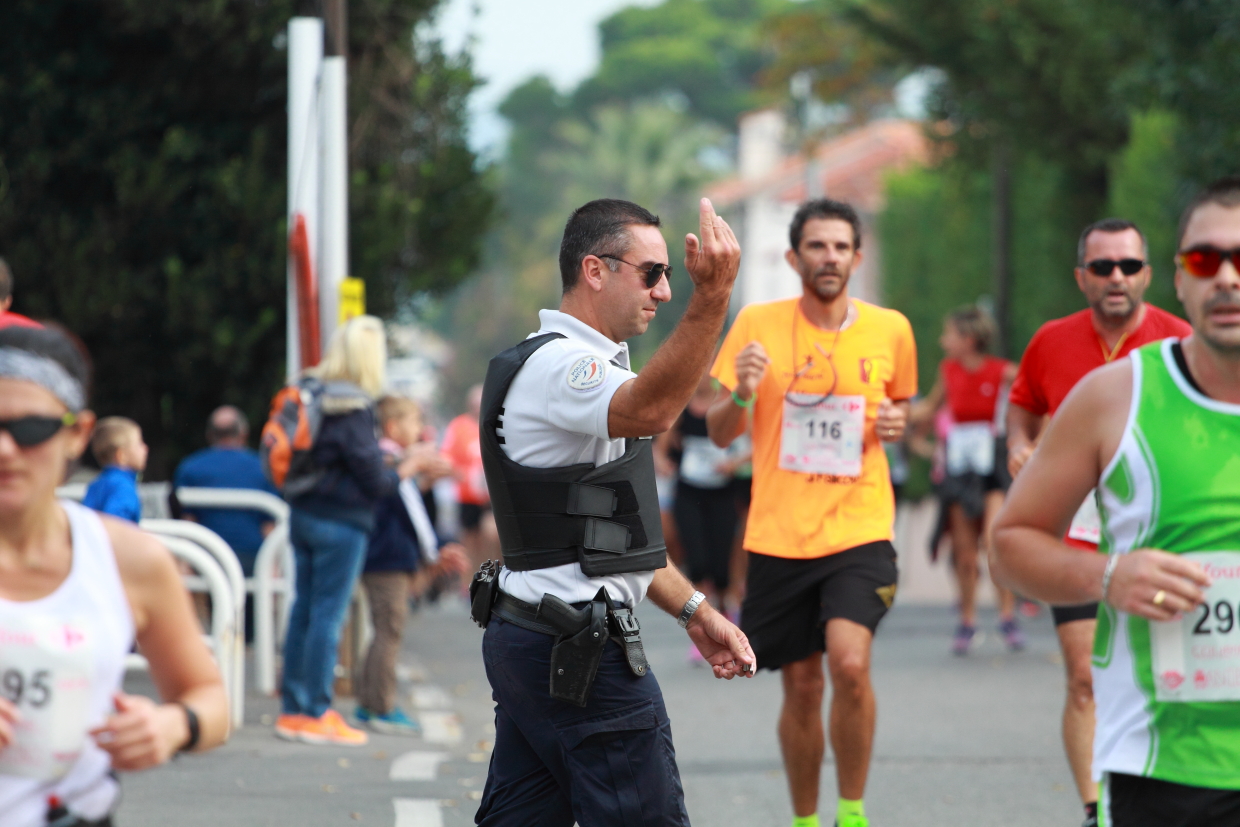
357, 706, 422, 736
1000, 618, 1026, 651
951, 624, 977, 656
834, 816, 869, 827
298, 709, 369, 746
274, 713, 310, 741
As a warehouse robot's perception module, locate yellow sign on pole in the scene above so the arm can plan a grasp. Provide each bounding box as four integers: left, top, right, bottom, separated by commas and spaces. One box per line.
339, 277, 365, 324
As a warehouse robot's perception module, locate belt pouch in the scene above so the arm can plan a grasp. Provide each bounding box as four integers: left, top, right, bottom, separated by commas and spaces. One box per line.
607, 606, 649, 677
469, 560, 502, 628
548, 601, 608, 707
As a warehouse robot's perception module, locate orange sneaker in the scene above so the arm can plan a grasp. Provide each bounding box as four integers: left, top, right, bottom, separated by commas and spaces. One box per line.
275, 713, 310, 741
298, 709, 368, 746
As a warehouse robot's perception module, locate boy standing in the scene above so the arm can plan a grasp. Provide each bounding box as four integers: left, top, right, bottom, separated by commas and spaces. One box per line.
354, 396, 468, 734
82, 416, 148, 523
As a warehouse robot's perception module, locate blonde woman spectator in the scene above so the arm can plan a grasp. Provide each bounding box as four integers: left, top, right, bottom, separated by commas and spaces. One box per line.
274, 316, 424, 747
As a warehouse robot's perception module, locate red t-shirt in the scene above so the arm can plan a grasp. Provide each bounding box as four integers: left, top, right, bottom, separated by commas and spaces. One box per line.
0, 311, 41, 329
442, 414, 488, 506
942, 356, 1010, 423
1009, 305, 1192, 416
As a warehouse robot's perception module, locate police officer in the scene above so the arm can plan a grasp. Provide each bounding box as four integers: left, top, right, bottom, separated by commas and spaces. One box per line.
470, 197, 754, 826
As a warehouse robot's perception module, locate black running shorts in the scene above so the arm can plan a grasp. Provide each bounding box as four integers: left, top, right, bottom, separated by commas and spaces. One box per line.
459, 502, 490, 531
1051, 602, 1099, 626
1104, 772, 1240, 827
740, 541, 898, 671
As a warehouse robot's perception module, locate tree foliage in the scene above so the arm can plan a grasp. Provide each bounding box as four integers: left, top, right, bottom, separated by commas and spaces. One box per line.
0, 0, 491, 474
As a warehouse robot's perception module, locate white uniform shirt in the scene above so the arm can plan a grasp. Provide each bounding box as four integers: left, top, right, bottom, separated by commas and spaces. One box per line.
496, 309, 655, 607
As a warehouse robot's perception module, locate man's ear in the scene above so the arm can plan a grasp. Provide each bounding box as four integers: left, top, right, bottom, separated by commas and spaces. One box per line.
579, 255, 608, 293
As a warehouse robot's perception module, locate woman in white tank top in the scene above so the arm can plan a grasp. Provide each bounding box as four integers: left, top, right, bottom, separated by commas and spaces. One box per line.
0, 326, 228, 826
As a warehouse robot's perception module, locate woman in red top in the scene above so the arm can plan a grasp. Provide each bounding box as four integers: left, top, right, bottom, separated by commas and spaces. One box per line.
913, 306, 1021, 655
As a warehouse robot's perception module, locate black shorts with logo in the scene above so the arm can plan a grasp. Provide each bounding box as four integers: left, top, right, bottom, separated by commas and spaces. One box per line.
740, 541, 898, 671
1104, 772, 1240, 827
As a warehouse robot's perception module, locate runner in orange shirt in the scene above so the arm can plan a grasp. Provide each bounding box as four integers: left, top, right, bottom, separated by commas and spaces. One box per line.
443, 385, 499, 567
708, 199, 917, 827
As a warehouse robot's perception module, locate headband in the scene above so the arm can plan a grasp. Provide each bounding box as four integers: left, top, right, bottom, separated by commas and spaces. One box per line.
0, 347, 86, 412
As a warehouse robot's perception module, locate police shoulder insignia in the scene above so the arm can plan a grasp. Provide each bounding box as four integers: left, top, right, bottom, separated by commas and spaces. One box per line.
875, 583, 897, 609
567, 355, 607, 391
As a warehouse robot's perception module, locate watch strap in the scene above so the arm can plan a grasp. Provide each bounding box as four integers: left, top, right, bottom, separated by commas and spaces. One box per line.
677, 591, 706, 628
175, 702, 201, 752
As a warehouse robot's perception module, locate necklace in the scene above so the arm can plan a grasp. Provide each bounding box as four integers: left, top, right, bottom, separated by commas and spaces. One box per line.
785, 301, 853, 407
1098, 330, 1131, 363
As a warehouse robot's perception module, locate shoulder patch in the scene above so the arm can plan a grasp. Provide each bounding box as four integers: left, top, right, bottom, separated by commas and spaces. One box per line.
567, 355, 608, 391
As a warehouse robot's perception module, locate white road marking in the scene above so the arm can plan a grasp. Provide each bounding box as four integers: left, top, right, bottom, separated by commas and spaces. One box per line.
410, 685, 454, 710
393, 798, 443, 827
390, 751, 448, 781
418, 711, 463, 745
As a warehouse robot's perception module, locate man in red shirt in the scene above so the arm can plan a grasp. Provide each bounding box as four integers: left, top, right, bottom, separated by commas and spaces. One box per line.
0, 258, 41, 329
1005, 218, 1191, 827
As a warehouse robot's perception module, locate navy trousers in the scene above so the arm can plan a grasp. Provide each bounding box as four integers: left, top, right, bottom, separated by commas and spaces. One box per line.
476, 617, 690, 827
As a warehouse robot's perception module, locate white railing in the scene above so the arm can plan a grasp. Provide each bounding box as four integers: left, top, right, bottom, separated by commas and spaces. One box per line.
172, 488, 294, 697
141, 520, 247, 728
133, 535, 238, 731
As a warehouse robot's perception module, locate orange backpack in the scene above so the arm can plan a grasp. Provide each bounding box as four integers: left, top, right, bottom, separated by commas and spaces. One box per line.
259, 377, 326, 497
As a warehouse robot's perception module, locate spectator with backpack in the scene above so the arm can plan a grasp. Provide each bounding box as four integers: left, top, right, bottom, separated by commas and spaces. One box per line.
266, 315, 423, 747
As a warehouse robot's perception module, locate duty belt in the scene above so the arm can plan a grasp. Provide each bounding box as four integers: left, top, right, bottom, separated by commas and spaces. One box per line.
492, 588, 649, 707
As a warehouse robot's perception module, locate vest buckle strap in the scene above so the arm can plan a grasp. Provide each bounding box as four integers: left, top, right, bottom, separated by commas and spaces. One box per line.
566, 483, 618, 518
581, 517, 630, 554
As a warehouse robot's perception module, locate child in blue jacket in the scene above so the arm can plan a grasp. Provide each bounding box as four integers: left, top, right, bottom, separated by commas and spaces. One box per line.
82, 416, 148, 522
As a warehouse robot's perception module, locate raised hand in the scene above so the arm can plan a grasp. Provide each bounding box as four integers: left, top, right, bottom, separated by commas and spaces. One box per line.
683, 197, 741, 298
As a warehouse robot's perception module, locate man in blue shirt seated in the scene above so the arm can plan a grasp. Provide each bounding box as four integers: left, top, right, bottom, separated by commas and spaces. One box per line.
174, 406, 277, 577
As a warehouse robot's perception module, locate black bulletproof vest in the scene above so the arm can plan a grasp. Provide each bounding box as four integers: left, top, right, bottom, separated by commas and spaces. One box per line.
479, 332, 668, 577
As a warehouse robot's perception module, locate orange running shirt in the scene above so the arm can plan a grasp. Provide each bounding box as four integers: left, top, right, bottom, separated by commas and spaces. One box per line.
712, 298, 918, 559
442, 414, 488, 506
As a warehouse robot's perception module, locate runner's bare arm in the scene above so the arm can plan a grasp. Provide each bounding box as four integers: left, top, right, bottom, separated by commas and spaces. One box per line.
1005, 403, 1043, 477
608, 199, 741, 438
909, 369, 946, 425
647, 566, 756, 679
706, 341, 768, 447
992, 363, 1210, 619
93, 520, 229, 769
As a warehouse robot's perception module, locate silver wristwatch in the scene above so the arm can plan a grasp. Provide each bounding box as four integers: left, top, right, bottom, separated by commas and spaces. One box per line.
677, 591, 706, 628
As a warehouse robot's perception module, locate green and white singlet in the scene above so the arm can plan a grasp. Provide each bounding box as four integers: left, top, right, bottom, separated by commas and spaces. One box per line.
1092, 339, 1240, 790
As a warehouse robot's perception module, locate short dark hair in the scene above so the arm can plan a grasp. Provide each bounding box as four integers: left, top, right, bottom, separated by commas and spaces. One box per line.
1178, 176, 1240, 249
0, 257, 12, 302
558, 199, 661, 293
0, 324, 92, 401
1077, 218, 1147, 265
789, 198, 862, 252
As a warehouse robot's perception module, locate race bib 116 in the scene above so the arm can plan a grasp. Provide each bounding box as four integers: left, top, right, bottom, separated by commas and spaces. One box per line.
779, 394, 866, 479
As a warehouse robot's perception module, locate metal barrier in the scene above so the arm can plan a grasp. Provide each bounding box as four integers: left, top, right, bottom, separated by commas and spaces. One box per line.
172, 488, 294, 697
132, 535, 238, 731
141, 520, 247, 728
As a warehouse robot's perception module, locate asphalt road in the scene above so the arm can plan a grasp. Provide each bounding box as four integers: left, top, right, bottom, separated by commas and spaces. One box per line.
117, 596, 1084, 827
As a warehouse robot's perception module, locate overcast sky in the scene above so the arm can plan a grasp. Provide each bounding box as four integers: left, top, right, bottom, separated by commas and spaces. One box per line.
433, 0, 659, 154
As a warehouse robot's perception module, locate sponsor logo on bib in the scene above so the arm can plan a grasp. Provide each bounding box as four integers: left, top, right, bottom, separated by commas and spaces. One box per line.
567, 356, 607, 391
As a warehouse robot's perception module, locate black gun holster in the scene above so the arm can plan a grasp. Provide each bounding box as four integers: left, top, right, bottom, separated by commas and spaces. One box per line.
469, 560, 502, 628
491, 587, 649, 707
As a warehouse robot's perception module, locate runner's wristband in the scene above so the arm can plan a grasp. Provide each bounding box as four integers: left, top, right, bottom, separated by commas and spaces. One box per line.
175, 703, 200, 753
1100, 554, 1121, 606
731, 390, 755, 408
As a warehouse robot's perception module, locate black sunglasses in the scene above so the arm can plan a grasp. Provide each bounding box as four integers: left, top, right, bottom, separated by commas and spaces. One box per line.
596, 254, 672, 289
0, 413, 77, 448
1085, 258, 1146, 277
